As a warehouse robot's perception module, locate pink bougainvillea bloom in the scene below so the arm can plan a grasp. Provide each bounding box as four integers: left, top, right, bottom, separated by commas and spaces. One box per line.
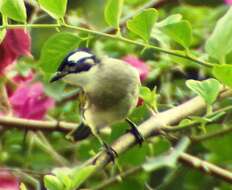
122, 55, 149, 81
0, 29, 31, 73
0, 170, 19, 190
9, 83, 54, 120
225, 0, 232, 4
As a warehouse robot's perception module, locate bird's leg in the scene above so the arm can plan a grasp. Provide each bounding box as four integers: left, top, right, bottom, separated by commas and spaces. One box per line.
92, 129, 118, 164
126, 118, 144, 145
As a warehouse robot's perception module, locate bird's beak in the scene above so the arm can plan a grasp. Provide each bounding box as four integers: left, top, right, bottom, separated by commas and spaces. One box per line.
50, 72, 66, 83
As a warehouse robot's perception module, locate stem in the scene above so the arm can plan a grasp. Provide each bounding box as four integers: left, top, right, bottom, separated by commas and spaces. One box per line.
93, 166, 141, 190
1, 14, 8, 27
162, 104, 231, 132
0, 23, 60, 29
179, 153, 232, 183
94, 150, 232, 190
0, 23, 214, 68
192, 126, 232, 142
32, 132, 69, 166
0, 116, 75, 132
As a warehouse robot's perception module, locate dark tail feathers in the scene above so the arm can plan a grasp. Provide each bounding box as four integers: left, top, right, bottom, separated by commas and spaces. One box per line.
72, 123, 92, 141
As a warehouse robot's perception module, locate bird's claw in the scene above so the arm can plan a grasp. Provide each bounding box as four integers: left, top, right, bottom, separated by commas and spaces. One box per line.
126, 119, 144, 146
103, 142, 118, 163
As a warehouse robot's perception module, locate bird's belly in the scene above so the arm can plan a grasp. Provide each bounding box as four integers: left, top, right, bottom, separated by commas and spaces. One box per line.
83, 93, 136, 128
83, 107, 125, 129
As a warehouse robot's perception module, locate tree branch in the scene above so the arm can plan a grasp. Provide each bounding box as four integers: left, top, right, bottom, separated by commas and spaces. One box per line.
0, 90, 231, 185
81, 89, 232, 182
0, 116, 75, 132
179, 153, 232, 183
93, 166, 141, 190
94, 150, 232, 190
192, 126, 232, 143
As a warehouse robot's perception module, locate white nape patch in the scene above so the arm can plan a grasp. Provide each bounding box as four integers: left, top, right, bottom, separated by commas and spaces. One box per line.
68, 51, 92, 63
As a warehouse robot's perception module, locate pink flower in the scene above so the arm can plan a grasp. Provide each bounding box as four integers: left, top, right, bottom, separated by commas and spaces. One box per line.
0, 29, 31, 74
122, 55, 149, 81
9, 83, 54, 120
0, 170, 19, 190
225, 0, 232, 4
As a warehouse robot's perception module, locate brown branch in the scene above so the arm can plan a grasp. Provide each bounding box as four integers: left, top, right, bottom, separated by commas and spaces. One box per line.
0, 89, 232, 185
0, 116, 75, 132
93, 149, 232, 190
81, 89, 232, 183
179, 153, 232, 183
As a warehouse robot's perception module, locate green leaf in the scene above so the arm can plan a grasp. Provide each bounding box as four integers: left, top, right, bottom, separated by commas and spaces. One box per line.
160, 20, 192, 49
70, 165, 96, 189
52, 168, 73, 190
127, 8, 158, 42
213, 64, 232, 89
205, 8, 232, 62
104, 0, 124, 29
157, 14, 182, 27
0, 0, 26, 22
44, 175, 64, 190
38, 0, 67, 19
202, 126, 232, 163
39, 32, 81, 73
0, 29, 6, 43
139, 86, 157, 110
186, 79, 221, 105
143, 137, 190, 171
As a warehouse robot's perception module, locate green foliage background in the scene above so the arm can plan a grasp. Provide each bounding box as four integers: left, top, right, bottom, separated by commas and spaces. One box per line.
1, 0, 232, 189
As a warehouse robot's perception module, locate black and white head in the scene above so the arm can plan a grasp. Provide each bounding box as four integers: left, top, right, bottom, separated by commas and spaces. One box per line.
50, 48, 99, 82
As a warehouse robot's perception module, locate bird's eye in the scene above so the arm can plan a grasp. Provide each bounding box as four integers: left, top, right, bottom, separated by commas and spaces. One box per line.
57, 49, 98, 75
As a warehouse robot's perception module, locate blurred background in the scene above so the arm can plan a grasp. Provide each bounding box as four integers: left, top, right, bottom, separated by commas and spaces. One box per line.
1, 0, 232, 189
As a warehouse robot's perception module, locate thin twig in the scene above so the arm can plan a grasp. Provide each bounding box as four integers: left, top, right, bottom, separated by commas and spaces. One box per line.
94, 125, 232, 190
179, 153, 232, 183
192, 126, 232, 143
0, 23, 214, 68
93, 166, 141, 190
0, 116, 75, 132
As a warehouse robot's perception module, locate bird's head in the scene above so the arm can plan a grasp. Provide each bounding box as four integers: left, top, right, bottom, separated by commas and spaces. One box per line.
50, 48, 99, 82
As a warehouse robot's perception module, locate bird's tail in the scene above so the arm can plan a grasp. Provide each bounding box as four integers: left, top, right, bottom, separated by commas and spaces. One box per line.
70, 122, 92, 141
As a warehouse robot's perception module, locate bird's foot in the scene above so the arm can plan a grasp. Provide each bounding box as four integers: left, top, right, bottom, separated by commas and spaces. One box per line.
92, 142, 118, 165
103, 142, 118, 163
126, 118, 144, 146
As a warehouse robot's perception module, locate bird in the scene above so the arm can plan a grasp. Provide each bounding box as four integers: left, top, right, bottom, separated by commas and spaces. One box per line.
50, 48, 143, 160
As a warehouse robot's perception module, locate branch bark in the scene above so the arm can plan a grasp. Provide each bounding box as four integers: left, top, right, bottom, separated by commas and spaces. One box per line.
0, 89, 232, 185
93, 150, 232, 190
179, 153, 232, 183
0, 116, 75, 132
82, 89, 232, 183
